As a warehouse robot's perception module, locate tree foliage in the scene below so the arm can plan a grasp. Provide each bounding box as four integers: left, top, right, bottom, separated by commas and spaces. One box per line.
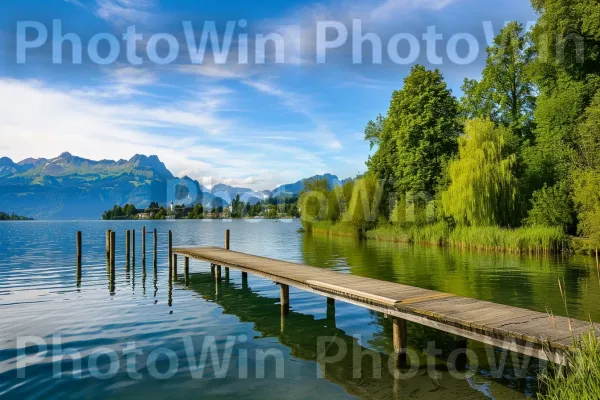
367, 65, 461, 199
524, 182, 573, 231
442, 119, 518, 227
461, 22, 536, 139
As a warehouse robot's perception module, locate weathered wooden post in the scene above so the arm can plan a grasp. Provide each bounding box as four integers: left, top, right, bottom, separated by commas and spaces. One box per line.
126, 230, 131, 265
142, 226, 146, 267
224, 229, 230, 277
280, 284, 290, 315
76, 231, 82, 284
392, 318, 407, 368
453, 337, 468, 372
105, 229, 111, 259
184, 257, 190, 281
326, 297, 336, 328
132, 229, 136, 265
216, 265, 222, 283
153, 228, 158, 266
172, 254, 178, 280
110, 231, 116, 268
168, 230, 173, 269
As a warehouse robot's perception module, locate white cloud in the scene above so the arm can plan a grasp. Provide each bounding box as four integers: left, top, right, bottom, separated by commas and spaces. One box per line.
0, 79, 338, 191
178, 64, 252, 80
95, 0, 157, 26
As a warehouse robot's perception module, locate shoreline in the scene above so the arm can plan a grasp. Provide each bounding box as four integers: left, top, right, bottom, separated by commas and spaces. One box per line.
304, 222, 598, 256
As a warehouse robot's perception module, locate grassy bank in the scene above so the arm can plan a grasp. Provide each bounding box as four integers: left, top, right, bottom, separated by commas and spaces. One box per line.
367, 223, 571, 254
307, 221, 572, 254
538, 331, 600, 399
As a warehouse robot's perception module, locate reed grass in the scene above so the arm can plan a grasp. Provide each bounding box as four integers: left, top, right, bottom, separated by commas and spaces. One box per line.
365, 223, 571, 254
308, 221, 360, 238
537, 330, 600, 400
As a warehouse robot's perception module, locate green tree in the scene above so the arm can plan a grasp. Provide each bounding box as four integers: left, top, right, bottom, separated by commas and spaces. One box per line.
572, 91, 600, 244
461, 22, 536, 139
442, 119, 518, 227
343, 175, 384, 234
524, 182, 573, 231
298, 178, 330, 228
387, 65, 461, 195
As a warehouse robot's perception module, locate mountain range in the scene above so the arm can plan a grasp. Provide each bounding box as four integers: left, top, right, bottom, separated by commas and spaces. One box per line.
0, 153, 350, 219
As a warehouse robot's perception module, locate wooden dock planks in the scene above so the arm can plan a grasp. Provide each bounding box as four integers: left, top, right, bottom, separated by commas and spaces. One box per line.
174, 246, 598, 363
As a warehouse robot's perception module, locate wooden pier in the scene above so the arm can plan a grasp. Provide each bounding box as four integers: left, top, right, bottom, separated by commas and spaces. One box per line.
174, 246, 597, 364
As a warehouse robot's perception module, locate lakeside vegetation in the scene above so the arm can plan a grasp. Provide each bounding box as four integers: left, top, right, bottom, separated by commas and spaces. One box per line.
538, 331, 600, 400
101, 196, 300, 220
299, 4, 600, 258
0, 212, 33, 221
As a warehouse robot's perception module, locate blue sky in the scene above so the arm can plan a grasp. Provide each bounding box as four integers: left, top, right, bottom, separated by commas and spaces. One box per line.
0, 0, 536, 190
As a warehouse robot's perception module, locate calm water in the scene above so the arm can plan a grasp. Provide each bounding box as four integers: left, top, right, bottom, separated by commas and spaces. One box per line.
0, 220, 598, 399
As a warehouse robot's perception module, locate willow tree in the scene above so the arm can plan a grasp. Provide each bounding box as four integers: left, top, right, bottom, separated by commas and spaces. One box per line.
442, 119, 518, 227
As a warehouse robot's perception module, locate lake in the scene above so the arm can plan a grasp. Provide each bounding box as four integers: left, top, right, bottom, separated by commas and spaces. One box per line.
1, 220, 598, 399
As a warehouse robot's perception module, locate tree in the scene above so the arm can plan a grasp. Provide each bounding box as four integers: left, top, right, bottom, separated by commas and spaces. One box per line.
572, 90, 600, 244
524, 182, 573, 231
343, 175, 384, 234
442, 119, 518, 227
461, 22, 536, 139
387, 65, 461, 195
530, 0, 600, 87
298, 178, 330, 227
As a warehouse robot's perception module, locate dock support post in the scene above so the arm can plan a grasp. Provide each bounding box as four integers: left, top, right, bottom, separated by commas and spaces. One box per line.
76, 231, 82, 283
105, 230, 111, 259
453, 337, 468, 372
153, 229, 157, 266
126, 230, 131, 266
132, 229, 135, 266
326, 297, 336, 328
280, 284, 290, 315
184, 257, 190, 283
216, 265, 222, 283
142, 226, 146, 269
168, 230, 173, 269
211, 263, 215, 276
172, 254, 178, 280
110, 231, 116, 268
224, 229, 230, 276
392, 318, 408, 368
242, 271, 248, 288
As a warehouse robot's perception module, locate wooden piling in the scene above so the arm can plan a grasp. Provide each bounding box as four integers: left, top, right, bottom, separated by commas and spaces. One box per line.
168, 230, 173, 268
326, 297, 336, 329
126, 230, 131, 265
280, 283, 290, 315
142, 226, 146, 266
224, 229, 230, 276
184, 257, 190, 282
172, 254, 178, 280
392, 318, 407, 368
76, 231, 82, 267
153, 228, 157, 264
76, 231, 82, 284
105, 229, 111, 258
216, 265, 222, 283
110, 231, 116, 268
132, 229, 135, 265
241, 271, 248, 287
453, 337, 468, 372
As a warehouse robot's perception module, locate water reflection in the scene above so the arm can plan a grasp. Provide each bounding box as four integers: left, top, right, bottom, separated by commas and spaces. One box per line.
183, 271, 528, 399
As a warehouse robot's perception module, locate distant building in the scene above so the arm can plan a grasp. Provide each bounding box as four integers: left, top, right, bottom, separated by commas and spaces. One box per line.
170, 200, 174, 212
137, 212, 155, 220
